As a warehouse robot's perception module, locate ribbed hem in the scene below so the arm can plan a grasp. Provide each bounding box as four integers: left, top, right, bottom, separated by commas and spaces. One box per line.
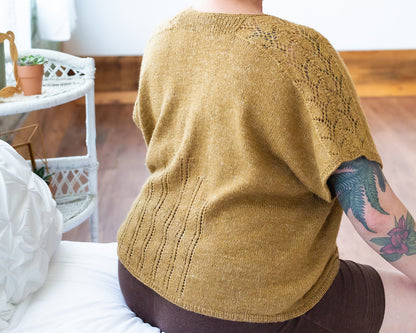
117, 245, 341, 323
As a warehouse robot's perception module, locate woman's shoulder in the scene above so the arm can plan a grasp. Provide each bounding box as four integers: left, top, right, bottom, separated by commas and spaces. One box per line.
237, 14, 333, 58
148, 14, 182, 39
241, 14, 323, 41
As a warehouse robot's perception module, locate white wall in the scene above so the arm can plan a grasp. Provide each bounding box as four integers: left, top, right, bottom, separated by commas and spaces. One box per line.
63, 0, 193, 56
63, 0, 416, 56
0, 0, 32, 52
263, 0, 415, 51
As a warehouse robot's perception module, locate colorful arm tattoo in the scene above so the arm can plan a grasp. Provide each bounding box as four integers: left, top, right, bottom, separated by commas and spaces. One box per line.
329, 157, 416, 263
370, 213, 416, 262
328, 157, 389, 233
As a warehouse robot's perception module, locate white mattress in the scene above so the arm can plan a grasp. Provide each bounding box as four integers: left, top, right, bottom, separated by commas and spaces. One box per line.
4, 241, 162, 333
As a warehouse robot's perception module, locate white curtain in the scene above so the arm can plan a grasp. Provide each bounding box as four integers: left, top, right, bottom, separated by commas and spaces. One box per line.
0, 0, 32, 52
36, 0, 76, 42
0, 0, 76, 54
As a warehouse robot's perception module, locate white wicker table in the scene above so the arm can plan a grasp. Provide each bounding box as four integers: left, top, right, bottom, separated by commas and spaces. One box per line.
0, 49, 99, 242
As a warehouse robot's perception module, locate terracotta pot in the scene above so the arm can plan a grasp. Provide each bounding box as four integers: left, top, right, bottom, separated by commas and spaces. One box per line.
17, 64, 44, 96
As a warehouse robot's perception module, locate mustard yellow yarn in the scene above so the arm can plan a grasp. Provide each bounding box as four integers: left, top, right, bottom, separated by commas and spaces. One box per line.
117, 8, 381, 322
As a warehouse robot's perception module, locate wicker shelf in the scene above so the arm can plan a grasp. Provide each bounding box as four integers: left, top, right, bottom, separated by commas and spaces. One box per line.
0, 49, 99, 242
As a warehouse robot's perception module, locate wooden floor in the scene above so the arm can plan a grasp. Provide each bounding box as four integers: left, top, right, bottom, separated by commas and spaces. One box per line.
19, 94, 416, 272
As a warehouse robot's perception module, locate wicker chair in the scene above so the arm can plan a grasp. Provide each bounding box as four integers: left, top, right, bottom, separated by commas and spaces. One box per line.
0, 49, 99, 242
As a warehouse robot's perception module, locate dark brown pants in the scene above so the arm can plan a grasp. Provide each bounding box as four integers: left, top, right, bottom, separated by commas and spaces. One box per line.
118, 260, 385, 333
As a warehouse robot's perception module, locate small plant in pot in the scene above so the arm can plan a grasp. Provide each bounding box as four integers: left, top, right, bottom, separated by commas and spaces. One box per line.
17, 55, 47, 96
33, 163, 54, 197
33, 165, 53, 185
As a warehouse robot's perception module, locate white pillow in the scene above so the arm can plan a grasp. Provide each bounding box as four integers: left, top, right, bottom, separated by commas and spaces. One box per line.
0, 140, 63, 329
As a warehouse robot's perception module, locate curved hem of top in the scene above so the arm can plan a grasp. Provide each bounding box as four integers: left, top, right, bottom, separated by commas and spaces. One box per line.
117, 252, 341, 323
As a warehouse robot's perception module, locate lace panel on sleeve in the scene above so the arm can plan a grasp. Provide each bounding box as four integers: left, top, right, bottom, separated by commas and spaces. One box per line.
238, 17, 379, 177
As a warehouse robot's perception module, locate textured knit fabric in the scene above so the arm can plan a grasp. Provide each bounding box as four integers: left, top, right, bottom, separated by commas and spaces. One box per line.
118, 260, 385, 332
117, 8, 382, 323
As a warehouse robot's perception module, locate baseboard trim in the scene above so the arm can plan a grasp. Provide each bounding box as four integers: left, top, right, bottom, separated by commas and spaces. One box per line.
94, 91, 138, 105
94, 56, 142, 93
340, 49, 416, 98
91, 50, 415, 105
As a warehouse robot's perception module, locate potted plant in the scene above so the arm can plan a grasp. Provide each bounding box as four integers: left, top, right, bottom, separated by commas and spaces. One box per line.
33, 163, 54, 197
17, 55, 47, 96
33, 164, 53, 186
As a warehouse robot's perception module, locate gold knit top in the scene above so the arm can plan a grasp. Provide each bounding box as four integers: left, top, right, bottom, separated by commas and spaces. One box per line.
117, 8, 381, 322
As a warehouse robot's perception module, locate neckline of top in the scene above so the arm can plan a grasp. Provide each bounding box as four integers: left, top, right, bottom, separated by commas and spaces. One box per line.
188, 6, 267, 16
175, 7, 272, 33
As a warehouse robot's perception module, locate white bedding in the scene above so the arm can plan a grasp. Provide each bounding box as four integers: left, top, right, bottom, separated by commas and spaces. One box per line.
4, 241, 162, 333
0, 140, 62, 329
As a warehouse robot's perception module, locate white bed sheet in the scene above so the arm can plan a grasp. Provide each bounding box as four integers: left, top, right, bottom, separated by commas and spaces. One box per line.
4, 241, 162, 333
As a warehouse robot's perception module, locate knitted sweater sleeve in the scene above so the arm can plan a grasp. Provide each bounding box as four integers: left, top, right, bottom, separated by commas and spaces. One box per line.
282, 29, 382, 202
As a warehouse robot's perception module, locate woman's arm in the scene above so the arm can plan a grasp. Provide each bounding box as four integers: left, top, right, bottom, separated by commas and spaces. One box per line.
328, 157, 416, 283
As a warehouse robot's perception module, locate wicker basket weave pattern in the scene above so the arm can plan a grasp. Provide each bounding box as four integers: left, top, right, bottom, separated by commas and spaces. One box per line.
0, 49, 99, 241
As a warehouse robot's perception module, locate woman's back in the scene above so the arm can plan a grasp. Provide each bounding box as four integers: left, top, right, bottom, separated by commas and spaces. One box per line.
117, 8, 381, 322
